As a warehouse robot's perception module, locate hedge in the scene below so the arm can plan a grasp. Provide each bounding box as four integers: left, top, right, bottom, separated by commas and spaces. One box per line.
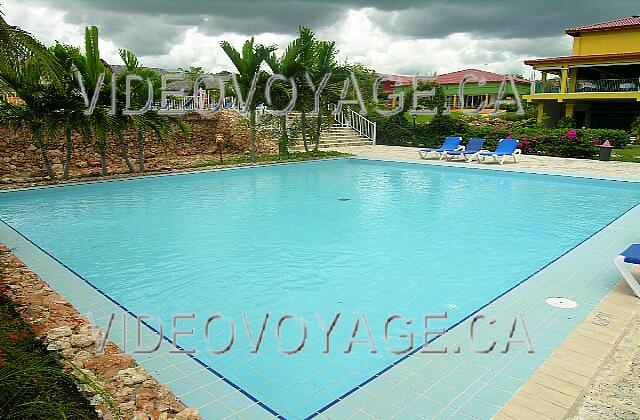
371, 113, 631, 159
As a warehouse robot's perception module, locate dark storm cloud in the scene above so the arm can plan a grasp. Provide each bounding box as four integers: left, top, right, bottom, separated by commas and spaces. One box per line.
367, 1, 639, 39
21, 0, 640, 57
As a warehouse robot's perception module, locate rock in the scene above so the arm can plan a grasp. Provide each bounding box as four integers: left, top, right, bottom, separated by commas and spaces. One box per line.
136, 387, 156, 402
47, 325, 72, 340
175, 408, 200, 420
76, 160, 89, 168
117, 366, 148, 385
119, 400, 136, 413
70, 331, 95, 348
142, 379, 157, 388
83, 354, 133, 378
89, 395, 103, 406
47, 340, 71, 351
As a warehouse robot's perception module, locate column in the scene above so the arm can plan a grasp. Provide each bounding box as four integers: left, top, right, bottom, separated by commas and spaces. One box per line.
568, 68, 577, 93
537, 102, 545, 124
565, 103, 574, 118
560, 68, 569, 94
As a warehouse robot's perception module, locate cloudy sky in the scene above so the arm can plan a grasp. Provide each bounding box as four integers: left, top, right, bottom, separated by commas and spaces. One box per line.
3, 1, 638, 78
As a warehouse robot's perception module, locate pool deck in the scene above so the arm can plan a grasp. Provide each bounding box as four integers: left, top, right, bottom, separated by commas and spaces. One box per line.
329, 145, 640, 180
1, 149, 640, 419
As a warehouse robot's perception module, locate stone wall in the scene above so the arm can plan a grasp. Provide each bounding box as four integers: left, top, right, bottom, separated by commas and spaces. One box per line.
0, 110, 277, 183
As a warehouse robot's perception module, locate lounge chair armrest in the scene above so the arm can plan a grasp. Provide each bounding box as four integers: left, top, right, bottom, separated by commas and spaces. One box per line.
457, 145, 465, 151
515, 149, 522, 155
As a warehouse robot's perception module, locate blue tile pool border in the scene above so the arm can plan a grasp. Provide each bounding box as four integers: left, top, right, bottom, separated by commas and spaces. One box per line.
1, 157, 639, 419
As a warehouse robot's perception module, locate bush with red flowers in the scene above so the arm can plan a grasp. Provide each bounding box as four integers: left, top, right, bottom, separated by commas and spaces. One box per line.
0, 295, 97, 419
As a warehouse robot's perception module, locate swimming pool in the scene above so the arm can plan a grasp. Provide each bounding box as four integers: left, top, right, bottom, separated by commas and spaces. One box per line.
1, 158, 639, 418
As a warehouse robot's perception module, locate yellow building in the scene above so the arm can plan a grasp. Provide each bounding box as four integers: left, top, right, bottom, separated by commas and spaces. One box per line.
524, 16, 640, 129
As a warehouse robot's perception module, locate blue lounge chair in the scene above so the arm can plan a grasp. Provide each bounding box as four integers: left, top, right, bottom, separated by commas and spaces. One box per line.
615, 245, 640, 298
443, 138, 485, 161
473, 139, 521, 164
418, 136, 462, 159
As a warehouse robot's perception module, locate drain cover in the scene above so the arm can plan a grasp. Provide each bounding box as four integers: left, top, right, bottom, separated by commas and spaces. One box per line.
338, 198, 351, 201
545, 297, 578, 309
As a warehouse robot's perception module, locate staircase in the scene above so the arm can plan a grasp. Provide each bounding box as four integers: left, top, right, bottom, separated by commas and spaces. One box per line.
290, 124, 373, 151
289, 106, 376, 151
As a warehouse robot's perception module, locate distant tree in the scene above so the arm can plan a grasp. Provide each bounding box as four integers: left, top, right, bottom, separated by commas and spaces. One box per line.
219, 37, 276, 161
403, 81, 447, 116
265, 37, 303, 156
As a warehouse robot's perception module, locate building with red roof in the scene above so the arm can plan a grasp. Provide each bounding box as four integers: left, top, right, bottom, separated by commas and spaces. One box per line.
378, 69, 530, 110
524, 16, 640, 129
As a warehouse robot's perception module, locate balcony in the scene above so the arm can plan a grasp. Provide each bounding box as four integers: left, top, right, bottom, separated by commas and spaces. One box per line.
534, 81, 560, 93
574, 78, 640, 93
527, 77, 640, 102
533, 78, 640, 94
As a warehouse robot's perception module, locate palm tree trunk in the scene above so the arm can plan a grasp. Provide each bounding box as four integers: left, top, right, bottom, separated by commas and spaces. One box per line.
63, 119, 73, 180
314, 109, 323, 151
279, 115, 289, 156
37, 137, 56, 180
99, 142, 107, 176
249, 109, 257, 162
138, 129, 145, 173
301, 109, 309, 152
118, 130, 135, 173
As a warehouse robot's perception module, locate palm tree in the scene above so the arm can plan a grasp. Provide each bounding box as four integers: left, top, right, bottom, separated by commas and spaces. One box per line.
0, 48, 66, 180
0, 10, 66, 180
0, 93, 58, 179
113, 49, 153, 172
116, 49, 188, 173
81, 26, 114, 176
265, 38, 303, 156
0, 9, 62, 84
219, 37, 276, 161
308, 40, 338, 151
129, 112, 188, 173
293, 27, 317, 152
50, 43, 91, 179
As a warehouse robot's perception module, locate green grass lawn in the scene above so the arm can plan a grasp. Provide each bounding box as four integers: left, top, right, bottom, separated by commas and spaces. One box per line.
612, 144, 640, 163
405, 114, 435, 123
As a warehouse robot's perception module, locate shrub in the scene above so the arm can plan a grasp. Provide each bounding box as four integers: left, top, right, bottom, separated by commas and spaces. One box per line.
370, 110, 629, 159
557, 116, 576, 129
416, 115, 468, 148
578, 128, 629, 149
369, 114, 414, 146
632, 115, 640, 138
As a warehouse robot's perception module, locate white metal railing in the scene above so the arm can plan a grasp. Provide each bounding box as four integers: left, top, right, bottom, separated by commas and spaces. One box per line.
575, 78, 640, 93
151, 95, 238, 111
329, 104, 377, 145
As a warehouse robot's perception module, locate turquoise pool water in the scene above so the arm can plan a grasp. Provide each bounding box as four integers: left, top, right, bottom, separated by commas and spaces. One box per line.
1, 158, 639, 418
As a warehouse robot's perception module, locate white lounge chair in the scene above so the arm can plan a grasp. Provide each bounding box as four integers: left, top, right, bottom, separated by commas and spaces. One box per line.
614, 244, 640, 298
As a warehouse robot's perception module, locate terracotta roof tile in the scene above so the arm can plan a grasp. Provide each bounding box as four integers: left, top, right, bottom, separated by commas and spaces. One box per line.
377, 69, 529, 88
524, 51, 640, 66
566, 16, 640, 35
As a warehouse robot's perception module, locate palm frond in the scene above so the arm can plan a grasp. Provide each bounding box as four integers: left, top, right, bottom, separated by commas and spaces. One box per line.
119, 49, 139, 71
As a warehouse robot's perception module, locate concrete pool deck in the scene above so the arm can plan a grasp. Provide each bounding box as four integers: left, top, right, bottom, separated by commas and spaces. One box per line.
1, 150, 639, 419
328, 145, 640, 180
